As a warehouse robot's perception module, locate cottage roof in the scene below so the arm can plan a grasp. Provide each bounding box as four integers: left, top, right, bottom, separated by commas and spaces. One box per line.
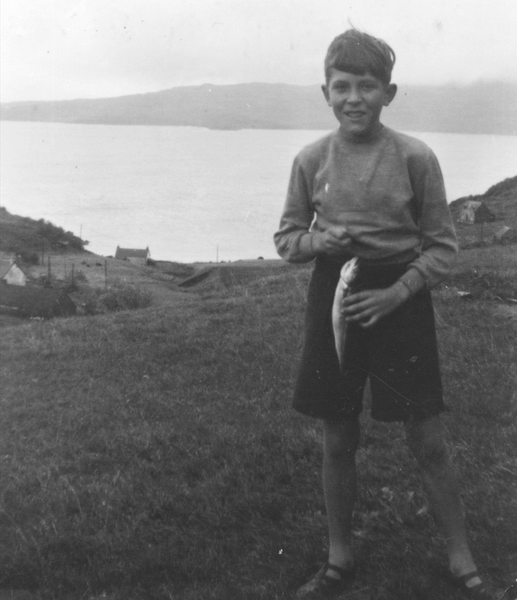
462, 200, 482, 210
462, 200, 494, 213
115, 247, 150, 259
1, 262, 29, 279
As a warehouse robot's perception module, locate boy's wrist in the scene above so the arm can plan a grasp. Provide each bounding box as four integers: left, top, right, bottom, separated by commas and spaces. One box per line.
398, 269, 425, 297
393, 280, 412, 302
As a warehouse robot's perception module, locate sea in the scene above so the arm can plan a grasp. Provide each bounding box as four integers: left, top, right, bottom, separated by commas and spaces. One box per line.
1, 121, 516, 263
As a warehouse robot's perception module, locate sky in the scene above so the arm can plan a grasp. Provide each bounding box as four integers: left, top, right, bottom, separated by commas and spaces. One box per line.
1, 0, 517, 103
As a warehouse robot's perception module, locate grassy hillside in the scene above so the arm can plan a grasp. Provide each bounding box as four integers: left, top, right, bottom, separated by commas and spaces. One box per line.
0, 207, 87, 263
1, 243, 516, 599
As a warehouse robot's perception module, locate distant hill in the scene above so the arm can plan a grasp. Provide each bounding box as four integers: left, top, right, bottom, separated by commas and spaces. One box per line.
0, 207, 87, 264
1, 81, 516, 135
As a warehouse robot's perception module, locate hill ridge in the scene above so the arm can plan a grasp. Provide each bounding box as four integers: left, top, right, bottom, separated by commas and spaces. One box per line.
2, 81, 517, 135
0, 207, 87, 263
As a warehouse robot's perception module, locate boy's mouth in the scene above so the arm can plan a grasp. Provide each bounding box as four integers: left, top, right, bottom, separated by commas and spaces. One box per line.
345, 111, 366, 119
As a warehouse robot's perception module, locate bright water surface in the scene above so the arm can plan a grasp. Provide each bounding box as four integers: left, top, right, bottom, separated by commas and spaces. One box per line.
1, 122, 516, 262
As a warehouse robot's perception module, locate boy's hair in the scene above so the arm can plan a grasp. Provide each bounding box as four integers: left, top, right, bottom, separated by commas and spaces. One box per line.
324, 29, 396, 85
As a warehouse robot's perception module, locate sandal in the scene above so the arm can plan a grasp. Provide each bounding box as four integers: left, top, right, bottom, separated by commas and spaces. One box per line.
450, 570, 500, 599
501, 580, 517, 600
295, 562, 356, 599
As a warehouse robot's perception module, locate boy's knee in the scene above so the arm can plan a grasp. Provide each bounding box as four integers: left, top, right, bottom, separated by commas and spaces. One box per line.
415, 438, 449, 472
323, 419, 360, 461
405, 416, 449, 470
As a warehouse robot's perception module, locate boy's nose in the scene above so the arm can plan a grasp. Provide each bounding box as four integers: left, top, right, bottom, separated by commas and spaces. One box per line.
347, 87, 362, 103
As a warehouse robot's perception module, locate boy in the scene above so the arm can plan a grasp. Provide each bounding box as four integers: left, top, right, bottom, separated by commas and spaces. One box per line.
274, 29, 498, 599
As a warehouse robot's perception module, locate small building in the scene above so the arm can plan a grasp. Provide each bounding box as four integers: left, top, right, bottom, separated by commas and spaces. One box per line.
494, 226, 517, 244
114, 246, 151, 266
2, 261, 29, 286
459, 200, 495, 225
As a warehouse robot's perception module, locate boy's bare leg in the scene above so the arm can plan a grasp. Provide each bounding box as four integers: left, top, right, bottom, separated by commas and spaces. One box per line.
405, 416, 481, 586
322, 419, 360, 576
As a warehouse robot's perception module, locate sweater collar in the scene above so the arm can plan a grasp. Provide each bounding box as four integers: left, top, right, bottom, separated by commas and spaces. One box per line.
337, 122, 386, 144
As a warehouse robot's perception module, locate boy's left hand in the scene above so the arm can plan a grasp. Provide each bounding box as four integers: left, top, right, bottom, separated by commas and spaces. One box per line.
342, 283, 410, 328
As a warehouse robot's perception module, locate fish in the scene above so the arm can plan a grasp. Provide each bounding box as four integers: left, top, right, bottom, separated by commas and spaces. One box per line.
332, 257, 359, 369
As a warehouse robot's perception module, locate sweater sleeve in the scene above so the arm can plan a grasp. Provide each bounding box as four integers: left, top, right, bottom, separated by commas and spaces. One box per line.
407, 149, 458, 288
273, 155, 317, 263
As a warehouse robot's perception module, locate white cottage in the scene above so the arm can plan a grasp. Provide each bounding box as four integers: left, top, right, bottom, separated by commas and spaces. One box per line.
459, 201, 495, 225
2, 262, 28, 286
114, 246, 151, 266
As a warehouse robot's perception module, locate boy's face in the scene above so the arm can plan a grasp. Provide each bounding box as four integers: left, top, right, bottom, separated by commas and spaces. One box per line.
322, 69, 397, 139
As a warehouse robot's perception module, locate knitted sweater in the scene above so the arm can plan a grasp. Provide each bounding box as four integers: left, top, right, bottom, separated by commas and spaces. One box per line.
274, 126, 458, 288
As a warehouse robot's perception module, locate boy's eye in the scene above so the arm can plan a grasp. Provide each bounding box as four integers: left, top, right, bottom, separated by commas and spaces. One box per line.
332, 81, 378, 93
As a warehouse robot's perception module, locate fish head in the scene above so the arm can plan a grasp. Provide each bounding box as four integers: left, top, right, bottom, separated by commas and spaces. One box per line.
339, 256, 359, 287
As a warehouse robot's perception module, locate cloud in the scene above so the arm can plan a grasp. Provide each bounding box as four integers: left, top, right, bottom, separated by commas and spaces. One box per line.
1, 0, 517, 102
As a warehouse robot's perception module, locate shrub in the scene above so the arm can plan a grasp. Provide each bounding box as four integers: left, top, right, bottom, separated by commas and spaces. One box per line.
74, 270, 89, 284
75, 281, 152, 315
19, 250, 40, 265
98, 283, 152, 312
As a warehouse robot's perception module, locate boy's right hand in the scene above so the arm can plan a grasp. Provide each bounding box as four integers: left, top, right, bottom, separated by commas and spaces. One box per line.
312, 226, 352, 257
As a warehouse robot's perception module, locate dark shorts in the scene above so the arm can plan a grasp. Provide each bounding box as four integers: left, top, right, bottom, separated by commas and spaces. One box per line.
293, 256, 445, 422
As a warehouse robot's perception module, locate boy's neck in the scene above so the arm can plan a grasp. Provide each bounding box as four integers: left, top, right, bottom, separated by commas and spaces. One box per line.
339, 122, 385, 143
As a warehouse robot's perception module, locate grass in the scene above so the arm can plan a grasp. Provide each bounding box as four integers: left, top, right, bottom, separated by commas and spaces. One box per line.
73, 278, 153, 315
445, 245, 517, 300
1, 246, 516, 600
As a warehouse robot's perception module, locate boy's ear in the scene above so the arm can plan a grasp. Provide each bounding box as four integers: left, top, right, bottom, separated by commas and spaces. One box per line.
384, 83, 397, 106
321, 84, 330, 105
